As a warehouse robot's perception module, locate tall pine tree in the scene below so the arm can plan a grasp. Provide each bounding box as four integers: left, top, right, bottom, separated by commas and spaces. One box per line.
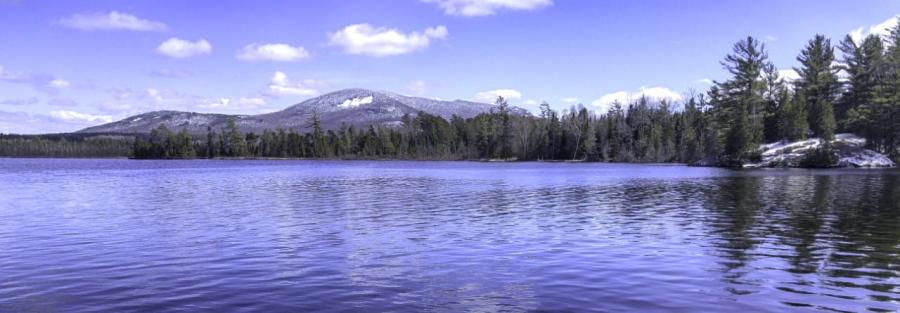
711, 36, 771, 163
795, 34, 839, 140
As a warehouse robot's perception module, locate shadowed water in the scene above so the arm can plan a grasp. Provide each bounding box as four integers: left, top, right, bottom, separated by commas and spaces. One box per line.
0, 159, 897, 312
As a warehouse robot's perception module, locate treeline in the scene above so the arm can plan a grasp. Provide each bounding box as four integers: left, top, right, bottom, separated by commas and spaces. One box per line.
133, 23, 900, 164
134, 98, 712, 162
0, 133, 133, 158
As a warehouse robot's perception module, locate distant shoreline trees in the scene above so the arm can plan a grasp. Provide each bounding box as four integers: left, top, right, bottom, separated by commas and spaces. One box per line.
2, 25, 899, 164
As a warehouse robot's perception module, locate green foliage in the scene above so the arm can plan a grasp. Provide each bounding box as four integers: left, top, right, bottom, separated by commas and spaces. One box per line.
799, 144, 839, 168
795, 34, 839, 140
115, 95, 715, 163
777, 89, 809, 141
0, 133, 132, 157
710, 36, 772, 163
132, 125, 195, 159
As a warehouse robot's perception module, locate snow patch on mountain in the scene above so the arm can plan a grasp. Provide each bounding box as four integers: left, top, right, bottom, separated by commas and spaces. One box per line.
339, 96, 373, 108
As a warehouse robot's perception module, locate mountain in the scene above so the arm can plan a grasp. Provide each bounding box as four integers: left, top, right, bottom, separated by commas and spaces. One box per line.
78, 88, 530, 134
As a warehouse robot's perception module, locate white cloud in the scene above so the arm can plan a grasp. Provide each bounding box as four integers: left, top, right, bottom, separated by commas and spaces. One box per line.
49, 110, 113, 123
0, 110, 100, 134
198, 97, 267, 109
422, 0, 552, 16
328, 24, 448, 57
591, 86, 683, 113
778, 69, 800, 82
0, 109, 137, 134
523, 99, 539, 105
560, 97, 579, 104
100, 87, 272, 115
849, 15, 898, 43
48, 79, 71, 89
695, 78, 714, 85
58, 11, 167, 31
156, 38, 212, 58
406, 80, 429, 95
267, 71, 323, 96
237, 43, 310, 62
0, 65, 71, 94
474, 88, 522, 103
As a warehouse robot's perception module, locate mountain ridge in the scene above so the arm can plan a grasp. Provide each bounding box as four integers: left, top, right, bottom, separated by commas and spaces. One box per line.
78, 88, 530, 134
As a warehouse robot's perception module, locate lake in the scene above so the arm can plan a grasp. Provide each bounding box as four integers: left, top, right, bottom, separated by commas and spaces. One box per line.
0, 159, 897, 312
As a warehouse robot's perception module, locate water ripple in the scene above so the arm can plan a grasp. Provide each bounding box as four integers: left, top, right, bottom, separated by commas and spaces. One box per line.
0, 159, 898, 312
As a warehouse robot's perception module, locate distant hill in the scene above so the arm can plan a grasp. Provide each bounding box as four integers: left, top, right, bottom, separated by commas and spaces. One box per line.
78, 88, 530, 134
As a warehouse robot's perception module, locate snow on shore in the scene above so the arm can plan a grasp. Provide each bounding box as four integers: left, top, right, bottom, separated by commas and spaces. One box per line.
749, 133, 894, 168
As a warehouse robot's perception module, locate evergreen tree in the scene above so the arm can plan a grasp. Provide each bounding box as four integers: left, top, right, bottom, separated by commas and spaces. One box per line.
495, 96, 513, 159
711, 36, 771, 163
795, 34, 839, 140
776, 87, 809, 141
310, 113, 326, 158
205, 126, 216, 158
225, 118, 245, 157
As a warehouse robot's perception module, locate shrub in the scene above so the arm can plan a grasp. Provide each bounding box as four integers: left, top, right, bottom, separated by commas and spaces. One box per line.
799, 144, 839, 168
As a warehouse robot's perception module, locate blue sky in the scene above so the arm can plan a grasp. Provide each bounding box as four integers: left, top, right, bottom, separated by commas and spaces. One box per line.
0, 0, 898, 133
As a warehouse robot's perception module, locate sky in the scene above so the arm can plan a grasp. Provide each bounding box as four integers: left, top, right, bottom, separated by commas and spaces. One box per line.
0, 0, 898, 134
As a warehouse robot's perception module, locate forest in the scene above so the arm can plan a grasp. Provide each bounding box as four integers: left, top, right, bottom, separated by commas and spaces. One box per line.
3, 25, 900, 165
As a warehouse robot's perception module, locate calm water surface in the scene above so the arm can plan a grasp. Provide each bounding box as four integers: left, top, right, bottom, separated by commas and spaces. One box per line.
0, 159, 898, 312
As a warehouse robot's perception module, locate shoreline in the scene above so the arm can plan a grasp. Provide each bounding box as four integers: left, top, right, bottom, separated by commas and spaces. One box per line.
1, 156, 894, 169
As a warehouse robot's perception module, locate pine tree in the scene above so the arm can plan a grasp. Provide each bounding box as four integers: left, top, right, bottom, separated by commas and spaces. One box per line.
495, 96, 513, 159
884, 22, 900, 157
795, 34, 838, 140
577, 107, 595, 160
711, 36, 771, 163
225, 118, 245, 157
205, 126, 216, 158
310, 113, 326, 158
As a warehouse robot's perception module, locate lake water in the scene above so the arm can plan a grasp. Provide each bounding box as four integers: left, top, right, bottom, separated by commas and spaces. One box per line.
0, 159, 897, 312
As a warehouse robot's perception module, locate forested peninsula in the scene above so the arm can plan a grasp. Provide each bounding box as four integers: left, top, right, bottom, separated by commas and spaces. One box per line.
3, 29, 900, 167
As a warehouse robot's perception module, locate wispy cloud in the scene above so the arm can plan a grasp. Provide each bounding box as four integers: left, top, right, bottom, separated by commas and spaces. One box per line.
0, 110, 107, 134
48, 110, 113, 123
0, 97, 38, 106
58, 11, 167, 31
422, 0, 552, 17
406, 80, 430, 95
99, 87, 273, 116
0, 65, 71, 94
267, 71, 325, 97
474, 88, 522, 103
196, 97, 267, 110
149, 68, 193, 78
156, 38, 212, 58
237, 43, 310, 62
329, 24, 448, 57
48, 98, 78, 107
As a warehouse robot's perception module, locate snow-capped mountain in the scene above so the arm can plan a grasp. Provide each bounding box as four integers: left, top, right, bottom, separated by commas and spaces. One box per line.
78, 88, 530, 134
